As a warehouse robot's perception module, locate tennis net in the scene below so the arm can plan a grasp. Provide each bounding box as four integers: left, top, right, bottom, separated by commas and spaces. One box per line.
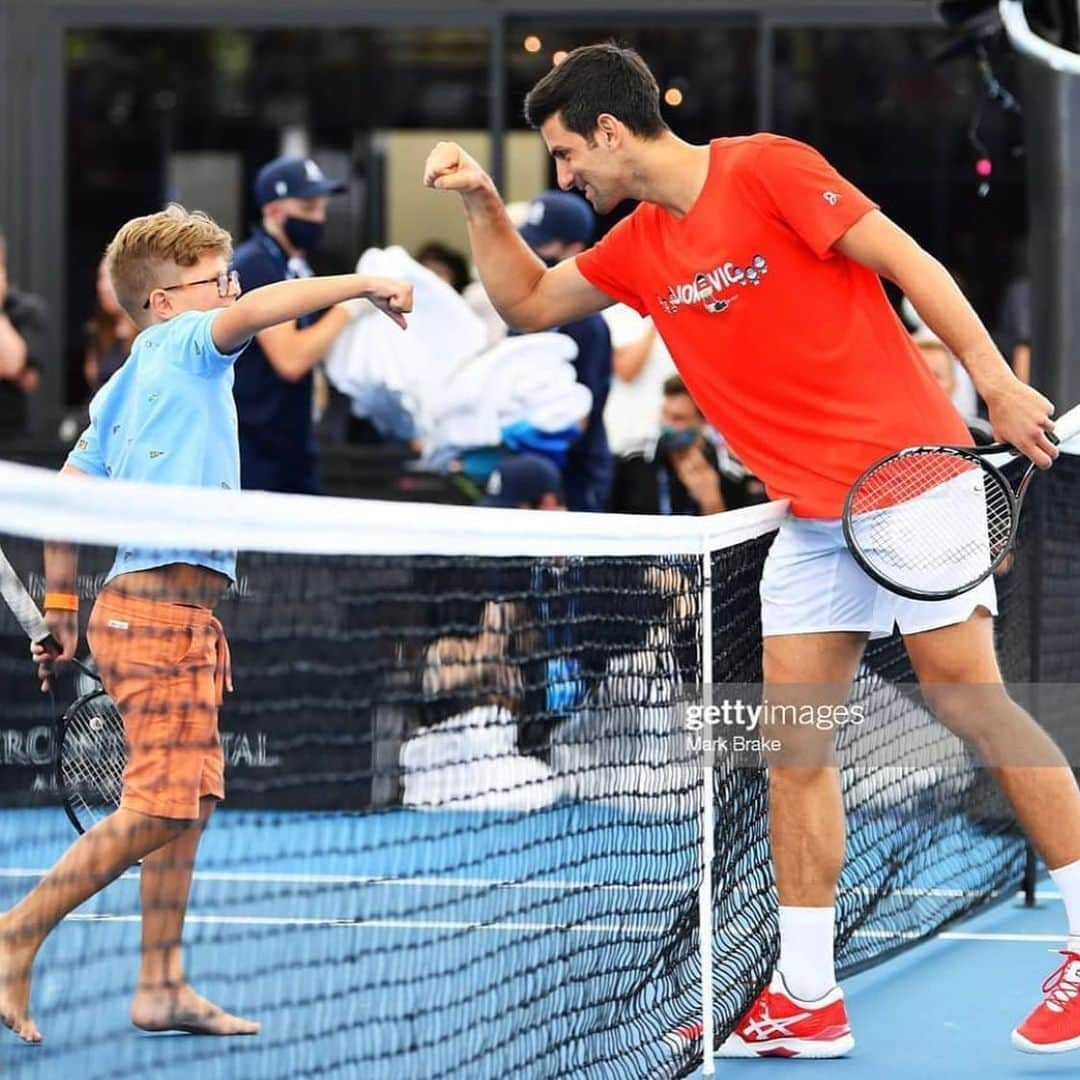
0, 455, 1076, 1078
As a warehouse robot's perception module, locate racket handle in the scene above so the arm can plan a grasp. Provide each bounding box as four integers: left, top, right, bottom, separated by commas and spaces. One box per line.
35, 633, 61, 693
1053, 402, 1080, 447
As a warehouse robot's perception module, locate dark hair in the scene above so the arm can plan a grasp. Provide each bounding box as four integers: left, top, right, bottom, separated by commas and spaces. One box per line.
663, 375, 704, 416
415, 241, 470, 294
524, 43, 668, 140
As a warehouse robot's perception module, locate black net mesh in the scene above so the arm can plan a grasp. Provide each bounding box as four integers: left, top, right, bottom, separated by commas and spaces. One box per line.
0, 458, 1076, 1078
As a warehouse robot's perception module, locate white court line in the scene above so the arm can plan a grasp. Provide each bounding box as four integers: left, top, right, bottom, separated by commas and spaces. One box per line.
57, 916, 1064, 944
0, 867, 690, 893
6, 868, 1064, 944
57, 910, 1062, 943
0, 867, 1039, 902
937, 932, 1064, 943
65, 913, 668, 936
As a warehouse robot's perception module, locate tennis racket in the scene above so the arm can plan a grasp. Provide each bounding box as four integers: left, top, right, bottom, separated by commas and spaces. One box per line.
0, 545, 125, 834
843, 403, 1080, 601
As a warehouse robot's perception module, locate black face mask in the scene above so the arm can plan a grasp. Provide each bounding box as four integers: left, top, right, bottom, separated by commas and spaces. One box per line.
283, 216, 325, 253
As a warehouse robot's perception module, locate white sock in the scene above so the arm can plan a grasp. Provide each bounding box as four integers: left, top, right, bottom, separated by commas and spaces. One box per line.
777, 906, 836, 1001
1049, 859, 1080, 953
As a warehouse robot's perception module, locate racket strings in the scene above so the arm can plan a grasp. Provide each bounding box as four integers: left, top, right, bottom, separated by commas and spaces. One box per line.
60, 694, 125, 825
849, 450, 1014, 592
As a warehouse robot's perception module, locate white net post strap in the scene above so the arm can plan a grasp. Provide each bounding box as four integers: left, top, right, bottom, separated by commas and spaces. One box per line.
698, 543, 717, 1076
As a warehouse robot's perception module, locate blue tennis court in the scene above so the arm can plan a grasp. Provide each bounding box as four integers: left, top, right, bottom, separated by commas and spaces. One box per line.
694, 884, 1080, 1079
0, 805, 703, 1079
0, 803, 1061, 1080
0, 453, 1077, 1078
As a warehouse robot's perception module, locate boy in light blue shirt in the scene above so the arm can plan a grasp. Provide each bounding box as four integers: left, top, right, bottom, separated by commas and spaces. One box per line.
68, 304, 245, 580
2, 204, 412, 1044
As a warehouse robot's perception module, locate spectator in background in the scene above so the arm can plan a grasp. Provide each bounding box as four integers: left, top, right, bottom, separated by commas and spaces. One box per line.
478, 453, 567, 511
0, 229, 48, 440
231, 156, 360, 493
609, 375, 766, 516
416, 241, 470, 294
901, 291, 979, 420
602, 304, 677, 455
84, 256, 137, 392
518, 191, 613, 512
911, 325, 991, 439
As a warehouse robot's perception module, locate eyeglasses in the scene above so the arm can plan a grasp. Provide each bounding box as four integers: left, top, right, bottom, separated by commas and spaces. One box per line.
143, 269, 241, 310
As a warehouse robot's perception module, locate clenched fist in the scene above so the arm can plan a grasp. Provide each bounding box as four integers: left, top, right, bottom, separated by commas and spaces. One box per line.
423, 142, 493, 197
360, 277, 414, 331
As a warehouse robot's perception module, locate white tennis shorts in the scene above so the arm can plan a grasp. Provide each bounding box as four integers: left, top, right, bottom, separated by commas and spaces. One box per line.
760, 514, 998, 640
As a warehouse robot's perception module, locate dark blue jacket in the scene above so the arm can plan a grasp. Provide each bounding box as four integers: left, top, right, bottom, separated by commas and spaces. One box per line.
559, 314, 613, 513
231, 228, 323, 494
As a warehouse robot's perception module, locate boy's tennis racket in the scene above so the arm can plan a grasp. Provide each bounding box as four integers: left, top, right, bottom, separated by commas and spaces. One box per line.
0, 545, 124, 834
843, 403, 1080, 601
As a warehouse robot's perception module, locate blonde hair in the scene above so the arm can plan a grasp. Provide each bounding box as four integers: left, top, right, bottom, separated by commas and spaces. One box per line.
105, 204, 233, 322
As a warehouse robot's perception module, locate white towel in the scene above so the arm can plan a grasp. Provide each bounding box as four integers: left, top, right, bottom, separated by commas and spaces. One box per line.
325, 250, 592, 454
324, 246, 487, 434
423, 334, 591, 456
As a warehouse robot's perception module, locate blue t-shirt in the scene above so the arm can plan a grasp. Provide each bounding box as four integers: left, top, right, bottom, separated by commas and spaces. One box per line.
560, 314, 613, 513
66, 309, 248, 583
230, 228, 323, 493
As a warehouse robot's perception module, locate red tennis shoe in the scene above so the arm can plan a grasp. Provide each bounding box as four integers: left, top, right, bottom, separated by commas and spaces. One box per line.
715, 971, 854, 1059
1013, 950, 1080, 1054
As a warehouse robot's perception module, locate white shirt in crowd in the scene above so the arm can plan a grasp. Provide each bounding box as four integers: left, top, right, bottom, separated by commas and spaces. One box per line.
601, 304, 678, 455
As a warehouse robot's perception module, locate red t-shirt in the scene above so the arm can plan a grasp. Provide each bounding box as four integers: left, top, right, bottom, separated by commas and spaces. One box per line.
576, 134, 970, 518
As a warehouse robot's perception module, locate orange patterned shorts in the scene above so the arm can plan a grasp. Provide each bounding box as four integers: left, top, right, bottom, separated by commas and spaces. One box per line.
86, 588, 230, 820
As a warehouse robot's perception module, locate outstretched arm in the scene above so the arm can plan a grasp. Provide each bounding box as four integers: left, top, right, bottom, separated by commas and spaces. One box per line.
423, 142, 612, 332
211, 274, 413, 355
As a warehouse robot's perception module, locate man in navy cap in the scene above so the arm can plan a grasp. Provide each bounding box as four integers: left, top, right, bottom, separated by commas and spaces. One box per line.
479, 452, 567, 510
518, 191, 613, 513
231, 156, 357, 493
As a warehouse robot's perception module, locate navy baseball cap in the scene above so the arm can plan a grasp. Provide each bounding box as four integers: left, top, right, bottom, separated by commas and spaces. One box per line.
480, 454, 565, 509
518, 191, 595, 248
254, 156, 347, 207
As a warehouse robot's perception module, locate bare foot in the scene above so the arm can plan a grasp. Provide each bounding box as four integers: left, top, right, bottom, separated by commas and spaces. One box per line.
130, 982, 259, 1036
0, 919, 41, 1044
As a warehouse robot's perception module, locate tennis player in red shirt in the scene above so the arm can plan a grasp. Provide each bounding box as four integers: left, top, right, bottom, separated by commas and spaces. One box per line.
425, 42, 1080, 1059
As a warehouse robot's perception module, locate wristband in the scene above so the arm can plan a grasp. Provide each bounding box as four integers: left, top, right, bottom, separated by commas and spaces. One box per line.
44, 592, 79, 613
